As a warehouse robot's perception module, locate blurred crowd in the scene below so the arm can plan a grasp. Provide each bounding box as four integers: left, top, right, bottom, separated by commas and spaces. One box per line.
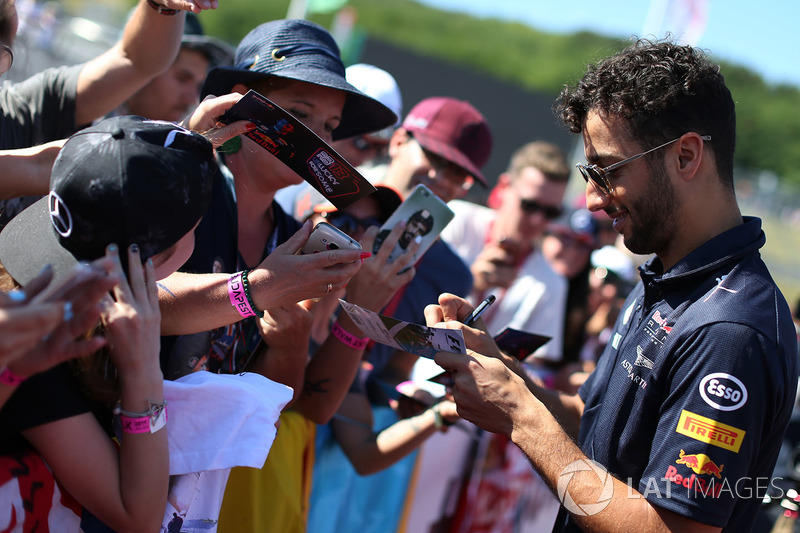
0, 1, 796, 533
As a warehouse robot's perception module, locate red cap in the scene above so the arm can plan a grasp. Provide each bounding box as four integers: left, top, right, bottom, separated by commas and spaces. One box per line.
402, 97, 493, 186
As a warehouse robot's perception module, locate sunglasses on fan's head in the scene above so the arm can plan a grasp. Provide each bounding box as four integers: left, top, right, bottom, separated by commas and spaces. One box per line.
576, 134, 711, 195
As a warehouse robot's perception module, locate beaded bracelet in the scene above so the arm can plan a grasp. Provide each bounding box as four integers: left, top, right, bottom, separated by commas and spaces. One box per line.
0, 367, 25, 387
145, 0, 179, 16
228, 271, 257, 318
241, 269, 265, 319
331, 321, 369, 350
114, 401, 168, 434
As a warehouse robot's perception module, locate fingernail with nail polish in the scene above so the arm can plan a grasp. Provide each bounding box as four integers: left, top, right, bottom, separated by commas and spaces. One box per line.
62, 301, 73, 322
360, 252, 372, 259
7, 290, 25, 302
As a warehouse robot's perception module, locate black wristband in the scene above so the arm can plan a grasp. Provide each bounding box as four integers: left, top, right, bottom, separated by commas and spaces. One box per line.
241, 269, 265, 319
146, 0, 179, 16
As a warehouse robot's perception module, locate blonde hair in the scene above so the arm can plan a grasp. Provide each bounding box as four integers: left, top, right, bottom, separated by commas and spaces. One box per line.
507, 141, 570, 183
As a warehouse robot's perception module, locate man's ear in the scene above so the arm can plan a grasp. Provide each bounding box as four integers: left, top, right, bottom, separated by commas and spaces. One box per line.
388, 128, 411, 159
676, 133, 706, 182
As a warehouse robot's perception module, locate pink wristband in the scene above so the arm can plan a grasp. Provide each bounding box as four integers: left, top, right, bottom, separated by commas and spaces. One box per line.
119, 406, 168, 434
331, 321, 369, 350
228, 271, 257, 318
0, 367, 25, 387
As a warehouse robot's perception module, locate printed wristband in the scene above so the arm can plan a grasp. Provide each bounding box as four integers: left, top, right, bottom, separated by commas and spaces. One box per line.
331, 321, 369, 350
145, 0, 179, 15
115, 402, 168, 434
0, 367, 25, 387
228, 271, 257, 318
241, 270, 265, 318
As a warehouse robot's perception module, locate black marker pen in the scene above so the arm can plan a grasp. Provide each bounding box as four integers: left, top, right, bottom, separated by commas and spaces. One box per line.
462, 294, 496, 327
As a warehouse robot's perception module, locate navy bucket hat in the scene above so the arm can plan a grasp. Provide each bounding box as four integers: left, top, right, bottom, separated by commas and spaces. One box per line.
201, 19, 397, 140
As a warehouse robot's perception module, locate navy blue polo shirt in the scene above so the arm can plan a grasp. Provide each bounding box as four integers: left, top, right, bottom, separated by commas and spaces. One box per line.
160, 163, 301, 378
556, 217, 797, 532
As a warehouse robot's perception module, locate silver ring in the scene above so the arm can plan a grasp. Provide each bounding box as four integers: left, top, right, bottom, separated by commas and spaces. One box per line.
326, 283, 333, 294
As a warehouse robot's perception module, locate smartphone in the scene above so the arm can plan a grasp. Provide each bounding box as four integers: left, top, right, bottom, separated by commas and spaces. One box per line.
372, 184, 454, 265
300, 222, 362, 255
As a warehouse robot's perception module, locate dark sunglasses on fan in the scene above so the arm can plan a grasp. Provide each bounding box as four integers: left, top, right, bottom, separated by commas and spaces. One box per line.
352, 136, 389, 157
321, 211, 382, 235
519, 199, 563, 220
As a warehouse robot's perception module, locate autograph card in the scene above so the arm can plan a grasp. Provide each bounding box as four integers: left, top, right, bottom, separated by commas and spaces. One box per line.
338, 300, 465, 359
493, 327, 551, 361
372, 184, 454, 264
428, 328, 551, 388
218, 90, 377, 209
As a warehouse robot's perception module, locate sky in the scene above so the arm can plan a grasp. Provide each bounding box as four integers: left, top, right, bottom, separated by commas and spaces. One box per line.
416, 0, 800, 89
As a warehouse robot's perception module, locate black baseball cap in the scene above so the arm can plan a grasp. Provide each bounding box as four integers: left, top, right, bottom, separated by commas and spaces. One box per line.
201, 19, 397, 140
0, 116, 216, 286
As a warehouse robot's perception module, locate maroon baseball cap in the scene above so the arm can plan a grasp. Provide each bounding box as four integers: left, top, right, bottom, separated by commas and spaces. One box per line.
401, 97, 493, 186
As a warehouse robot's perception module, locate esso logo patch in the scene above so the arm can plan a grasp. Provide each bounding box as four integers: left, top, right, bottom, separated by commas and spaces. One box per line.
699, 373, 748, 411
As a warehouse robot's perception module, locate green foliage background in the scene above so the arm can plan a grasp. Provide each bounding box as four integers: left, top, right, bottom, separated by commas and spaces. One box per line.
194, 0, 800, 190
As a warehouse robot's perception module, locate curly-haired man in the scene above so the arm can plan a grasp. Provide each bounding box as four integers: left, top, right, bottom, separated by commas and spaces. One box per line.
431, 39, 797, 533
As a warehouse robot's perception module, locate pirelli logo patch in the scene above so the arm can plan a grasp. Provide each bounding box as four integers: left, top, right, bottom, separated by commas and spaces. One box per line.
676, 410, 745, 453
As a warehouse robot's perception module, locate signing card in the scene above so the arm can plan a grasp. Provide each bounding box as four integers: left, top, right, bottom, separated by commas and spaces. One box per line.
338, 300, 465, 359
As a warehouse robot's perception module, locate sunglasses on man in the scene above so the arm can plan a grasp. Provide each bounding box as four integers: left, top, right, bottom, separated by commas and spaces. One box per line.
577, 134, 711, 195
321, 210, 382, 235
352, 136, 389, 158
519, 199, 563, 220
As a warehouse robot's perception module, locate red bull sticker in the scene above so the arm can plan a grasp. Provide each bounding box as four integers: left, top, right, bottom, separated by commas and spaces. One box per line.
663, 450, 725, 498
676, 409, 745, 452
675, 449, 724, 478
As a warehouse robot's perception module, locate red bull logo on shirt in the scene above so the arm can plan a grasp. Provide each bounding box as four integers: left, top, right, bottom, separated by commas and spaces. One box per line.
644, 309, 673, 345
675, 449, 724, 478
662, 450, 725, 498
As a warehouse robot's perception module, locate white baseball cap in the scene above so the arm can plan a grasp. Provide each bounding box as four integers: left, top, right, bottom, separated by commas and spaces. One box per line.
345, 63, 403, 135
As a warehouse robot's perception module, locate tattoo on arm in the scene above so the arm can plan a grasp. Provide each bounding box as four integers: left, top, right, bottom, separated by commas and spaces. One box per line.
157, 282, 176, 298
304, 378, 331, 396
